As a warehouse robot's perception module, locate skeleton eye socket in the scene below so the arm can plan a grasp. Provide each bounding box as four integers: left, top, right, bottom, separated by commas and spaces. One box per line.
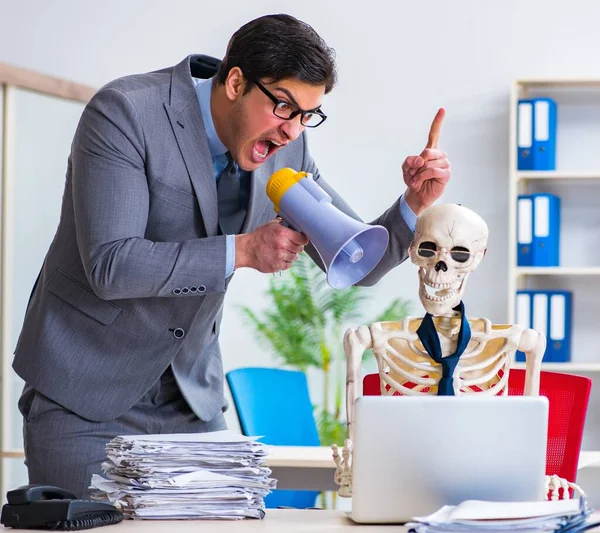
418, 241, 437, 258
450, 246, 471, 263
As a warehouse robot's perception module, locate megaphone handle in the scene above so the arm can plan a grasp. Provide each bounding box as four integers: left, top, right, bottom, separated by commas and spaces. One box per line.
273, 217, 287, 279
277, 217, 291, 229
272, 217, 309, 279
278, 217, 308, 240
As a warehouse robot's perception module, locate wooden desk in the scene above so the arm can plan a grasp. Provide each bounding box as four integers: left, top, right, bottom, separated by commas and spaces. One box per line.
3, 510, 405, 532
6, 510, 600, 532
266, 447, 600, 491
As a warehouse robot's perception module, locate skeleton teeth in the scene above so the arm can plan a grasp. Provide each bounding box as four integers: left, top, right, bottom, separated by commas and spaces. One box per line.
424, 284, 436, 298
423, 281, 458, 289
423, 279, 462, 289
436, 288, 453, 297
423, 283, 456, 302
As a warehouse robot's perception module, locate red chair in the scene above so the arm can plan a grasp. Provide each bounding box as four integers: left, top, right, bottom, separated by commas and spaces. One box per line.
363, 372, 385, 396
362, 369, 591, 483
508, 369, 591, 484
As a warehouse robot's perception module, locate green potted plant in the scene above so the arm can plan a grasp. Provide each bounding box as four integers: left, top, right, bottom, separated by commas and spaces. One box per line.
241, 253, 412, 446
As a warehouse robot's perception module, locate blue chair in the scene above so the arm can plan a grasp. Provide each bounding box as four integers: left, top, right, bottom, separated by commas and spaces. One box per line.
226, 367, 320, 509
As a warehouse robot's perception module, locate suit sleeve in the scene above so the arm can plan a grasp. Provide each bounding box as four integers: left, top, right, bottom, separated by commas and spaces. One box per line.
299, 132, 413, 287
71, 87, 228, 300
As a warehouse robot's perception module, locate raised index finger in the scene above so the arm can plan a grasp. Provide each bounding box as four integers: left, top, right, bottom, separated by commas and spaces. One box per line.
426, 108, 446, 150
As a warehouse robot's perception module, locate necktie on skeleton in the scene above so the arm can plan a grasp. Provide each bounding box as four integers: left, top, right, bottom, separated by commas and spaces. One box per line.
416, 301, 472, 396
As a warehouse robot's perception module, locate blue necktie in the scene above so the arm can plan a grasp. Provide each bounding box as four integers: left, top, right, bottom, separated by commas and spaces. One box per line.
216, 152, 246, 235
416, 301, 471, 396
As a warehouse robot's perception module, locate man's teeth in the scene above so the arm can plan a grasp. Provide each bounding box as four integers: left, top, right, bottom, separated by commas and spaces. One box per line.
253, 143, 270, 159
253, 140, 283, 159
423, 281, 460, 302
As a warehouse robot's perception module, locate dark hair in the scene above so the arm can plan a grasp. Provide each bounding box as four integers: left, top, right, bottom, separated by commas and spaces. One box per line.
216, 14, 337, 94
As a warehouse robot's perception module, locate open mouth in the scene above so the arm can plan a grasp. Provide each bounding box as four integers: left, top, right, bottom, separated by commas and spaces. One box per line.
422, 279, 462, 303
252, 139, 285, 162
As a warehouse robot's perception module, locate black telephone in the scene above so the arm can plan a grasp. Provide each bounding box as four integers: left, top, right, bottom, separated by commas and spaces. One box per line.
1, 485, 123, 530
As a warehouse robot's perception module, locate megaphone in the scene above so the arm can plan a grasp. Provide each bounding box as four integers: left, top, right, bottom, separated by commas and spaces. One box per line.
266, 168, 389, 289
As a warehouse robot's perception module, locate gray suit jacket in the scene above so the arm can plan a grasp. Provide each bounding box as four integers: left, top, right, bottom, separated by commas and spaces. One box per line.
12, 55, 413, 422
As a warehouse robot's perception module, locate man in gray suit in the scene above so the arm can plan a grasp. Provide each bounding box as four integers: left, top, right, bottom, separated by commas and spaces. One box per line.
13, 14, 451, 498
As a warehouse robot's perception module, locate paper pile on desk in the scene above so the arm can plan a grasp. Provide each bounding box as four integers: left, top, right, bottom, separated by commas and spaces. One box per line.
90, 430, 276, 520
407, 497, 592, 533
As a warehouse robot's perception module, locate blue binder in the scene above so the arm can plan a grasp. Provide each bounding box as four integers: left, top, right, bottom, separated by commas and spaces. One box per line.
514, 290, 572, 363
514, 291, 531, 362
547, 291, 572, 362
531, 193, 560, 266
517, 195, 533, 266
517, 99, 533, 170
531, 98, 557, 171
516, 97, 557, 171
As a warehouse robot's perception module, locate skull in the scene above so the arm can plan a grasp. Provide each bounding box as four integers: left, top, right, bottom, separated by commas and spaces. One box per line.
409, 204, 488, 316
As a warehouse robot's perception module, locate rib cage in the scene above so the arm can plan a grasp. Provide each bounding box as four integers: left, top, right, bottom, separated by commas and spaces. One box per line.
370, 317, 524, 397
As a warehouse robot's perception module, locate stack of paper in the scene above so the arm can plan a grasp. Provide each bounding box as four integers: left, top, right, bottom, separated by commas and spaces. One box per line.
90, 430, 276, 520
407, 498, 593, 533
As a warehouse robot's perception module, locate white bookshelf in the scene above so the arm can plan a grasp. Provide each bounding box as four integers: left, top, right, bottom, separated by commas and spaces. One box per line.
516, 267, 600, 276
517, 171, 600, 181
513, 362, 600, 373
508, 78, 600, 372
508, 79, 600, 454
514, 78, 600, 87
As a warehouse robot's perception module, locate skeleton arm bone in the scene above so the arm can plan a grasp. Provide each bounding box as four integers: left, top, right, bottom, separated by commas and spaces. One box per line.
332, 326, 373, 497
519, 329, 580, 499
343, 326, 373, 442
517, 328, 546, 395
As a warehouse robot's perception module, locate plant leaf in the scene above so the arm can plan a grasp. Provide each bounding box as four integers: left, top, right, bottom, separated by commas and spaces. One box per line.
240, 252, 414, 430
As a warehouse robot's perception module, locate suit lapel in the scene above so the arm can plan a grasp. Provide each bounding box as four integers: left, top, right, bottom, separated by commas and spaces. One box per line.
164, 55, 281, 236
164, 56, 219, 237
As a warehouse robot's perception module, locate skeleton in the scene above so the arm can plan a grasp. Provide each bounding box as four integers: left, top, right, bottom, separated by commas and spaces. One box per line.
331, 204, 583, 501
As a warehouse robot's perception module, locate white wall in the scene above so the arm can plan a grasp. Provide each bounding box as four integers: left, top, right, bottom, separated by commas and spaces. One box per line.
2, 0, 600, 432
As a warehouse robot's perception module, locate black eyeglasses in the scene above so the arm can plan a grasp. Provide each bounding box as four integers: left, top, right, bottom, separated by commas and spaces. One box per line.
253, 78, 327, 128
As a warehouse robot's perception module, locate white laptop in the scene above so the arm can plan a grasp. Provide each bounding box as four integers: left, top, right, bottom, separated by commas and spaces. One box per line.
349, 395, 549, 524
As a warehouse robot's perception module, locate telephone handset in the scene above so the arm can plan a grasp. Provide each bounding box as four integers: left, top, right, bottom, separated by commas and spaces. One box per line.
1, 484, 123, 530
